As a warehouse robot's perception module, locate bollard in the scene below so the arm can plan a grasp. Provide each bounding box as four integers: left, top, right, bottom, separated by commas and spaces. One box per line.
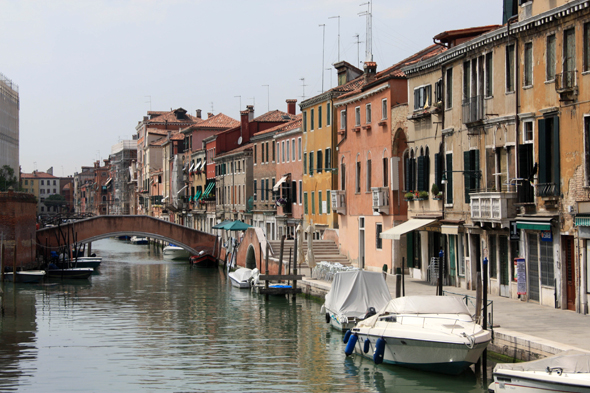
395, 267, 402, 298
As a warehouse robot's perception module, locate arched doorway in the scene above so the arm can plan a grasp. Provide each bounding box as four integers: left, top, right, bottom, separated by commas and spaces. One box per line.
245, 245, 257, 269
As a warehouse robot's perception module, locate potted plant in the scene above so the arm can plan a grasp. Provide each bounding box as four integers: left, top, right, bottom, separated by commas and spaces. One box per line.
418, 191, 429, 200
404, 192, 414, 201
276, 197, 287, 207
432, 184, 443, 200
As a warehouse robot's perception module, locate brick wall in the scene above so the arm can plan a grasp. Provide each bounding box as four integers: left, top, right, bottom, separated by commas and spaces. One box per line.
0, 190, 37, 269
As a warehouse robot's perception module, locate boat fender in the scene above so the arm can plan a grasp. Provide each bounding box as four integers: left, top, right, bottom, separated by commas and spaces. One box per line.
344, 334, 358, 356
373, 338, 386, 365
325, 313, 331, 324
343, 330, 352, 344
363, 338, 370, 354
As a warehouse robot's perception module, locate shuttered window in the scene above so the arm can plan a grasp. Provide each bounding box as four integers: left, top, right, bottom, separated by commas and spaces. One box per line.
446, 153, 453, 204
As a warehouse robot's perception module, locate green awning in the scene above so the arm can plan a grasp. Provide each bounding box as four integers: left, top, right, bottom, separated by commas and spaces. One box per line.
516, 220, 551, 231
575, 217, 590, 227
201, 183, 215, 199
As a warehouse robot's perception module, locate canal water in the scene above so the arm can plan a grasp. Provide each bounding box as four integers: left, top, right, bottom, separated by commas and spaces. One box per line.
0, 238, 489, 392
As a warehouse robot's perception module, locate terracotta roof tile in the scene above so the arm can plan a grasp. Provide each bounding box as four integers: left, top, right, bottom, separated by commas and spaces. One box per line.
180, 113, 239, 132
145, 108, 202, 125
214, 142, 253, 159
21, 172, 58, 179
255, 114, 302, 137
253, 110, 297, 123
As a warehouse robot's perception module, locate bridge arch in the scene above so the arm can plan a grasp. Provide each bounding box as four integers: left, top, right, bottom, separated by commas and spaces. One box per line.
37, 216, 217, 256
245, 245, 257, 269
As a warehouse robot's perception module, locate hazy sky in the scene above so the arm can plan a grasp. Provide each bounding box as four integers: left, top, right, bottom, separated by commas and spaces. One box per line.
1, 0, 501, 176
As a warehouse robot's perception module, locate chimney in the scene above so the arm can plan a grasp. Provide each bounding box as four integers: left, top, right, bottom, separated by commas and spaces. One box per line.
208, 112, 214, 119
240, 110, 249, 141
286, 99, 297, 115
196, 109, 202, 119
334, 61, 363, 86
247, 105, 254, 121
364, 61, 377, 83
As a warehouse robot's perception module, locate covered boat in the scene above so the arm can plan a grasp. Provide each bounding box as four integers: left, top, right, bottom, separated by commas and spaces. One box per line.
322, 270, 392, 331
163, 244, 190, 260
229, 268, 254, 288
490, 350, 590, 392
347, 296, 491, 375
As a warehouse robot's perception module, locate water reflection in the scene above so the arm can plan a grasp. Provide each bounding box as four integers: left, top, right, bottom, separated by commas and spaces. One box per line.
0, 238, 488, 392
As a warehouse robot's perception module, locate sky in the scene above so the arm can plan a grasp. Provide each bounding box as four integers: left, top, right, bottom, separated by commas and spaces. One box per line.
0, 0, 502, 176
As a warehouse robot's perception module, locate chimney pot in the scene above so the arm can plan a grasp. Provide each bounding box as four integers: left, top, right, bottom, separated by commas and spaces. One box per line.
208, 112, 214, 119
246, 105, 254, 121
196, 109, 202, 119
286, 99, 297, 115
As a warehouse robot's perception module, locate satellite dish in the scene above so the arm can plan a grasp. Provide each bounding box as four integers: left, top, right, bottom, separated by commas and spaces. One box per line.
237, 136, 243, 145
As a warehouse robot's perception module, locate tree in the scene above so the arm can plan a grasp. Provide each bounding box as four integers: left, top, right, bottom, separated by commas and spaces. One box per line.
0, 165, 18, 191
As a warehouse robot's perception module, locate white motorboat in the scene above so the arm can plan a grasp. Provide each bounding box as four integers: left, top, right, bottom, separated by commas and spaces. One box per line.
229, 268, 254, 288
4, 270, 46, 283
346, 295, 491, 375
321, 270, 392, 331
489, 350, 590, 393
130, 236, 148, 245
46, 267, 93, 279
163, 244, 190, 260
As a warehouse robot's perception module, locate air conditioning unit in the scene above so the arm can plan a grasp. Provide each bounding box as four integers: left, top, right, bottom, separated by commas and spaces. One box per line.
331, 190, 346, 215
372, 187, 389, 214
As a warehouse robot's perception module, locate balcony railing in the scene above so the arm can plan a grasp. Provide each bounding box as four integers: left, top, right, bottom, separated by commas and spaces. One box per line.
536, 182, 558, 198
555, 70, 577, 92
470, 191, 517, 224
462, 95, 485, 124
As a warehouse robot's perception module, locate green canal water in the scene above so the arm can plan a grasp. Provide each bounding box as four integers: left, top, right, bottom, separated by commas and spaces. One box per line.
0, 238, 489, 392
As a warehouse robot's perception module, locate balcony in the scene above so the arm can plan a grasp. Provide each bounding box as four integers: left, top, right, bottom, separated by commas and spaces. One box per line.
536, 182, 559, 198
462, 95, 485, 125
470, 191, 517, 227
555, 70, 578, 101
331, 190, 346, 215
371, 187, 389, 215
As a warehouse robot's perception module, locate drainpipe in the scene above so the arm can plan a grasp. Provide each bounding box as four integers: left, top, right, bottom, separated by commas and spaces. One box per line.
508, 16, 519, 196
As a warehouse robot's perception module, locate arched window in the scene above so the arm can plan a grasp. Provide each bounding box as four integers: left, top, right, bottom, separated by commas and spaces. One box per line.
340, 157, 346, 191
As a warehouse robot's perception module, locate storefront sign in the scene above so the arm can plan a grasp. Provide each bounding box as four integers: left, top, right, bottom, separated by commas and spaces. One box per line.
541, 230, 553, 242
515, 257, 526, 295
510, 221, 520, 241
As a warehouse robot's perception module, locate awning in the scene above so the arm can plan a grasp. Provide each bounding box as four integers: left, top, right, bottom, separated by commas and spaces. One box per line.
273, 175, 289, 192
189, 162, 195, 172
201, 183, 215, 199
441, 225, 460, 235
576, 216, 590, 227
193, 190, 201, 201
105, 178, 112, 187
380, 219, 437, 240
516, 217, 552, 231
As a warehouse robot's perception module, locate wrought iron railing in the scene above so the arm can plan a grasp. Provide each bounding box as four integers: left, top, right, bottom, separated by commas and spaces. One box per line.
555, 70, 577, 92
462, 95, 485, 124
536, 182, 558, 197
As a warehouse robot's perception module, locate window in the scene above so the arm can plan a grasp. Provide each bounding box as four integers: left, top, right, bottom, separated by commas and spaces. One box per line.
271, 178, 275, 200
376, 223, 383, 250
327, 190, 331, 214
435, 79, 443, 104
366, 159, 372, 192
585, 117, 590, 186
538, 116, 560, 196
291, 181, 297, 204
546, 34, 556, 81
41, 180, 44, 186
506, 44, 515, 92
311, 108, 315, 130
463, 150, 480, 203
254, 180, 257, 201
564, 28, 576, 88
292, 138, 295, 161
485, 52, 493, 97
340, 110, 346, 129
281, 141, 285, 163
381, 99, 387, 119
446, 68, 453, 109
318, 191, 323, 214
299, 180, 302, 205
524, 42, 533, 87
254, 145, 257, 164
366, 103, 372, 123
265, 142, 269, 163
272, 141, 275, 162
317, 150, 323, 174
298, 137, 302, 160
24, 180, 28, 185
325, 148, 331, 171
303, 153, 307, 175
355, 106, 360, 126
261, 143, 265, 163
383, 157, 388, 187
318, 105, 323, 128
303, 111, 307, 132
414, 85, 432, 110
417, 151, 430, 192
356, 161, 361, 193
309, 151, 314, 175
304, 192, 308, 214
446, 153, 453, 204
540, 239, 554, 287
341, 160, 346, 191
53, 180, 56, 185
311, 191, 315, 214
327, 103, 331, 126
523, 120, 534, 143
286, 140, 290, 162
585, 23, 590, 72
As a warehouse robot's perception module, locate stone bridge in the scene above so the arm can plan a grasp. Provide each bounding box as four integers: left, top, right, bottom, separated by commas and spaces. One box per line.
36, 216, 217, 256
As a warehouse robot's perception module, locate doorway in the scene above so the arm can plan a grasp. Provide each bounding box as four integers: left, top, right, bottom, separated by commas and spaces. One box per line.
564, 235, 576, 311
499, 235, 510, 297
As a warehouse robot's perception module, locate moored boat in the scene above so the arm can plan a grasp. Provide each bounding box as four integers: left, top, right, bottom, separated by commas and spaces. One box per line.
4, 270, 46, 283
489, 350, 590, 393
46, 267, 93, 279
163, 244, 190, 260
130, 236, 148, 245
321, 270, 392, 331
346, 295, 491, 375
229, 268, 254, 288
189, 253, 217, 268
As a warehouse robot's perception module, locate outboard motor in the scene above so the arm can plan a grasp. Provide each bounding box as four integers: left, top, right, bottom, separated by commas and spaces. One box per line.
364, 307, 376, 320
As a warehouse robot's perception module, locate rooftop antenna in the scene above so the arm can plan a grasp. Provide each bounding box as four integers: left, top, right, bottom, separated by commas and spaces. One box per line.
33, 162, 37, 171
354, 34, 363, 67
234, 95, 241, 112
262, 85, 270, 112
210, 102, 214, 113
299, 78, 307, 100
326, 68, 333, 89
319, 24, 326, 93
145, 95, 152, 111
329, 16, 340, 62
359, 1, 373, 62
250, 97, 255, 108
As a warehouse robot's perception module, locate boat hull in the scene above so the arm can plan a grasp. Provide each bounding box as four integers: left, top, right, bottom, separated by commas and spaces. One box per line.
4, 270, 46, 283
57, 260, 101, 269
229, 274, 251, 288
490, 370, 590, 393
46, 268, 93, 279
326, 310, 357, 331
163, 247, 190, 260
352, 333, 489, 375
190, 255, 217, 268
130, 236, 148, 245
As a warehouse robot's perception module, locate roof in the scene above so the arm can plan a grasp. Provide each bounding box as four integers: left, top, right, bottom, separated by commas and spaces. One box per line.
214, 142, 253, 159
21, 172, 58, 179
253, 110, 297, 123
433, 25, 502, 45
254, 114, 302, 137
144, 108, 202, 125
336, 44, 445, 101
195, 113, 239, 129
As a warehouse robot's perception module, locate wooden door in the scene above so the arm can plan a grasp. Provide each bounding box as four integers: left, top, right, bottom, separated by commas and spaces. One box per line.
564, 236, 576, 311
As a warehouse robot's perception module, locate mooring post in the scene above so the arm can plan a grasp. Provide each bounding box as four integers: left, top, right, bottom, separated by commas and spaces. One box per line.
395, 267, 401, 298
87, 242, 92, 257
278, 235, 285, 280
265, 242, 270, 300
402, 257, 405, 296
292, 233, 298, 300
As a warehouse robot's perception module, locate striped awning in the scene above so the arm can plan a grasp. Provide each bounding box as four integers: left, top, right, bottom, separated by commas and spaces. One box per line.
380, 219, 437, 240
516, 218, 552, 231
576, 216, 590, 227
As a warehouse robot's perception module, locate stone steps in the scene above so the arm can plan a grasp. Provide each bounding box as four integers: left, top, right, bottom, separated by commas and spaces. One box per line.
267, 239, 353, 269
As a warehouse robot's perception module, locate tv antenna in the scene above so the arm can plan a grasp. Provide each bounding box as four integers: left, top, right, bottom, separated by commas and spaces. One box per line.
319, 23, 326, 93
234, 95, 242, 112
359, 1, 373, 62
262, 84, 270, 112
145, 95, 152, 111
354, 34, 363, 67
329, 16, 340, 62
299, 78, 307, 100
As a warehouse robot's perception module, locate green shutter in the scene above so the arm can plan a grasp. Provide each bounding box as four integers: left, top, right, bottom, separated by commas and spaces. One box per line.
449, 235, 456, 276
552, 116, 560, 196
446, 154, 453, 204
473, 149, 480, 192
406, 231, 414, 268
464, 151, 471, 203
538, 118, 547, 184
417, 156, 424, 191
327, 190, 331, 213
